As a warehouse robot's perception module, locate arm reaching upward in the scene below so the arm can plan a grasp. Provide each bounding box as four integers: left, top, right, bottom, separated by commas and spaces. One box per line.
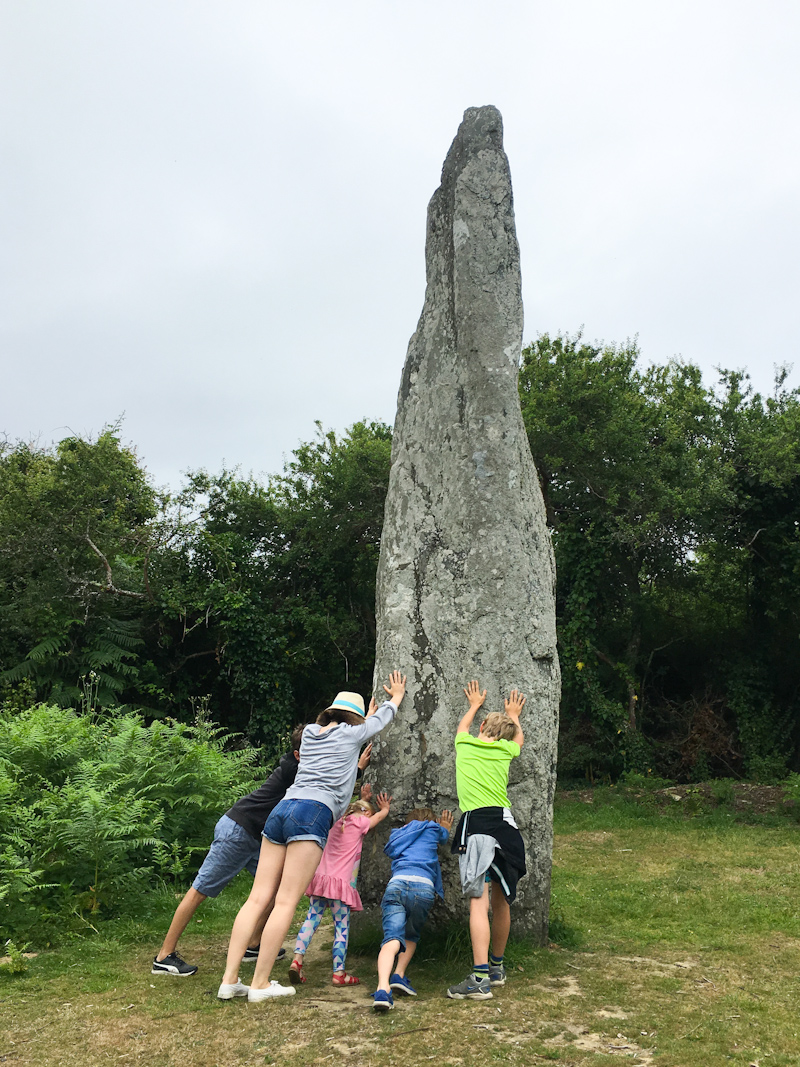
383, 670, 407, 707
358, 742, 373, 771
504, 689, 526, 747
456, 680, 487, 735
368, 791, 392, 829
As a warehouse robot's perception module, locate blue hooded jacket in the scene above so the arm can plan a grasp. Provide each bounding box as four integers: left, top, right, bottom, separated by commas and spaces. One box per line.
384, 820, 449, 898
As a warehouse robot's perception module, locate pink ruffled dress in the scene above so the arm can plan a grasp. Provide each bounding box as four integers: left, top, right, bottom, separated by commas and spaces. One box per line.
305, 813, 370, 909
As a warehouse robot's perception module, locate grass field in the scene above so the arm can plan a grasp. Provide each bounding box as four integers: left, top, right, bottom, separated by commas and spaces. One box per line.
3, 786, 800, 1066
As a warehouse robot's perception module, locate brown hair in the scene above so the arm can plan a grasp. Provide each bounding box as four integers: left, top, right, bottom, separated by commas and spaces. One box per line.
316, 708, 364, 727
405, 807, 436, 824
291, 724, 305, 751
480, 712, 518, 742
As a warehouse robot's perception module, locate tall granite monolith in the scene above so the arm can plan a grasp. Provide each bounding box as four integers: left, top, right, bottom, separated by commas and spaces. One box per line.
359, 106, 560, 941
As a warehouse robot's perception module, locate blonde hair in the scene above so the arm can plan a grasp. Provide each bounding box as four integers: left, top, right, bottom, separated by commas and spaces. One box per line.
481, 712, 517, 741
340, 799, 373, 832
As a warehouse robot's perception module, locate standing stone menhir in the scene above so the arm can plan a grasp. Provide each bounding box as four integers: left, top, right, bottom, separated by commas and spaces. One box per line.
359, 105, 560, 941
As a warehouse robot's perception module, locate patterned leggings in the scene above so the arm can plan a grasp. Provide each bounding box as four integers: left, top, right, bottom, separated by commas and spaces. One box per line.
294, 896, 351, 972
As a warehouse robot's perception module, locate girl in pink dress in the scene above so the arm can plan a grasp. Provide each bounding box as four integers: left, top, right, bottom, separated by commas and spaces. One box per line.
289, 791, 392, 986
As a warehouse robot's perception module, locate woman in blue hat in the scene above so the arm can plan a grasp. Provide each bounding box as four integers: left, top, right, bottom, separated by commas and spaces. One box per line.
218, 670, 406, 1002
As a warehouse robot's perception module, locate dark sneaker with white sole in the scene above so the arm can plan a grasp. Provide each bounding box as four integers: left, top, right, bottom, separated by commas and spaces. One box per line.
389, 973, 417, 996
446, 973, 493, 1000
151, 952, 198, 976
372, 989, 394, 1012
242, 946, 286, 963
489, 963, 506, 986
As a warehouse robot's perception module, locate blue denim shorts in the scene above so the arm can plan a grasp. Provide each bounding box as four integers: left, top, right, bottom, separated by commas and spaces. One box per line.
262, 797, 333, 850
192, 814, 261, 897
380, 877, 435, 951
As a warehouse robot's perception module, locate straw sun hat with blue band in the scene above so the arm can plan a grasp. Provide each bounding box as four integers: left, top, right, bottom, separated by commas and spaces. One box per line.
325, 692, 366, 717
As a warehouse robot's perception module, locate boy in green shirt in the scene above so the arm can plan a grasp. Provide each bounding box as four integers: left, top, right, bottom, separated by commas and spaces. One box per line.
447, 680, 527, 1001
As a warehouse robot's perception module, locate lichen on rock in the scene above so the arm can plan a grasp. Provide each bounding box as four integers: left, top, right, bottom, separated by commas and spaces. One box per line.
361, 105, 560, 942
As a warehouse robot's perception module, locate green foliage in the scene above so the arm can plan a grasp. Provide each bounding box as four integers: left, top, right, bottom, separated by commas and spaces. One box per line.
1, 420, 391, 750
0, 703, 264, 945
146, 419, 392, 742
0, 426, 158, 707
0, 939, 30, 975
2, 350, 799, 782
520, 333, 800, 780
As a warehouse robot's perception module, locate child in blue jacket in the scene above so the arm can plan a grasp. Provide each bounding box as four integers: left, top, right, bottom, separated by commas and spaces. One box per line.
372, 806, 454, 1011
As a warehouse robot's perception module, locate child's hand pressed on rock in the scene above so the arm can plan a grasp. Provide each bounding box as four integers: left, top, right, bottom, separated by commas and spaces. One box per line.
439, 809, 454, 831
504, 689, 526, 718
463, 680, 487, 710
376, 791, 392, 812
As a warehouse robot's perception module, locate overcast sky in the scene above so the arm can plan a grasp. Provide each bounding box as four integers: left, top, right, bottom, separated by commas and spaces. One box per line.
2, 1, 799, 490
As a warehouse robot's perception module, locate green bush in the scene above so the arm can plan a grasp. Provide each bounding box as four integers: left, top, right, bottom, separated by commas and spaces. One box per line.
0, 704, 266, 944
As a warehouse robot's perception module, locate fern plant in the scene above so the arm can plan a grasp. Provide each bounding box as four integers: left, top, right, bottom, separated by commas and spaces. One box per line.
0, 702, 266, 943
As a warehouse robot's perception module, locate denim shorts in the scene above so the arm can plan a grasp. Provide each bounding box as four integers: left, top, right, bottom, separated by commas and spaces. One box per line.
262, 797, 333, 850
192, 814, 261, 897
380, 877, 435, 951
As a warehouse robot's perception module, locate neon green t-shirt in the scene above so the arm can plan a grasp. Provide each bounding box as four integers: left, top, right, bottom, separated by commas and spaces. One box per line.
454, 732, 521, 811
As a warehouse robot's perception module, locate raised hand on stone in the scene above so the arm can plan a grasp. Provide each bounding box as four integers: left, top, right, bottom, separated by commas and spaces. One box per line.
383, 670, 407, 706
504, 689, 526, 719
439, 809, 454, 831
365, 697, 378, 719
358, 742, 373, 770
464, 680, 487, 710
376, 791, 392, 812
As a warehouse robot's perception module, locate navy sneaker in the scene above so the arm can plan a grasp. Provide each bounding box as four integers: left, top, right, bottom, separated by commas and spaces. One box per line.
242, 946, 286, 963
489, 962, 506, 986
151, 952, 198, 977
446, 973, 493, 1000
389, 973, 417, 996
372, 989, 394, 1012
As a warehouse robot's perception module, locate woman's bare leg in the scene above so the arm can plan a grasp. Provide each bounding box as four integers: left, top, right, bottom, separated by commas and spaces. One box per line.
250, 840, 323, 990
250, 898, 273, 949
221, 839, 285, 985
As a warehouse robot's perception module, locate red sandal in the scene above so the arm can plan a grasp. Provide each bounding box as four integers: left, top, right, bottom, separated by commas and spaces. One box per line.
289, 961, 307, 985
331, 972, 360, 986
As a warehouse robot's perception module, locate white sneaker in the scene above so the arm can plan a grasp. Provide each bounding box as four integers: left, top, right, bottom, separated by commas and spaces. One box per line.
248, 981, 296, 1001
217, 980, 249, 1000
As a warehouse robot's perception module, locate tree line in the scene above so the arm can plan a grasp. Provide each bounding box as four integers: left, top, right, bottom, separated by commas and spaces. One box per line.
2, 334, 799, 781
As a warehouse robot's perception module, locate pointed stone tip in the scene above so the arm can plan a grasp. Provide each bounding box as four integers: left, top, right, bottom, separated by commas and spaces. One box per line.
439, 106, 505, 181
462, 104, 503, 126
459, 105, 503, 142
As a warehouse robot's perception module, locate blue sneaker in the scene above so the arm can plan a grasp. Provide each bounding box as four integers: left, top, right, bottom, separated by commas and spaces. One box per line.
389, 973, 417, 996
373, 989, 394, 1012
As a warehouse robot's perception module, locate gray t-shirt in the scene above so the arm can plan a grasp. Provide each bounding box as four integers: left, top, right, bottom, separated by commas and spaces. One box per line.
284, 699, 397, 820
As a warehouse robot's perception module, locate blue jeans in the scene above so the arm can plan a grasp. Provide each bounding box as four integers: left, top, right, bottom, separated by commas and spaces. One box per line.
262, 797, 333, 850
380, 878, 435, 951
192, 815, 261, 897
